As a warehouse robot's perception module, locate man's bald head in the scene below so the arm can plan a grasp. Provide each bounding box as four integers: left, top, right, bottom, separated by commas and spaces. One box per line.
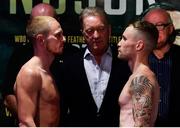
143, 8, 172, 24
31, 3, 56, 18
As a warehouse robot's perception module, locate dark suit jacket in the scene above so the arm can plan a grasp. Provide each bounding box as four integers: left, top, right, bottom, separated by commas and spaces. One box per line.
168, 44, 180, 126
153, 44, 180, 126
59, 45, 130, 127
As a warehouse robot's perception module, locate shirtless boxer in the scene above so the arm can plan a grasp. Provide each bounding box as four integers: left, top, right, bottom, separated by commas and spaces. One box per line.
3, 3, 57, 118
14, 16, 65, 126
117, 20, 160, 127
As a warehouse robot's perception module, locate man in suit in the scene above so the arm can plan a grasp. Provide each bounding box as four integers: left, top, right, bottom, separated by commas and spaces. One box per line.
60, 7, 130, 126
143, 8, 180, 126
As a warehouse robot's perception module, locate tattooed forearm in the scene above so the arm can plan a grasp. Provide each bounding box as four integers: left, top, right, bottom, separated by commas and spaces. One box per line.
130, 75, 153, 127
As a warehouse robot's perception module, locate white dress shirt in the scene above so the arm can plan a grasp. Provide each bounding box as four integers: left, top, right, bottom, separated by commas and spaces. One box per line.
84, 47, 112, 111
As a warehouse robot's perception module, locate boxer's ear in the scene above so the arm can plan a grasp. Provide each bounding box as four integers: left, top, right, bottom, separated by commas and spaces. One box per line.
36, 34, 45, 45
136, 40, 144, 51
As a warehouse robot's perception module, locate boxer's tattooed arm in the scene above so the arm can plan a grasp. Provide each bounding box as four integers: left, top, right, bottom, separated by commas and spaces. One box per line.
130, 75, 153, 127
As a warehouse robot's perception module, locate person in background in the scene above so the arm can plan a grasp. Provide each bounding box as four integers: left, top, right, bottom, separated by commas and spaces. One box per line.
117, 20, 160, 127
60, 7, 130, 126
143, 8, 180, 126
15, 16, 65, 126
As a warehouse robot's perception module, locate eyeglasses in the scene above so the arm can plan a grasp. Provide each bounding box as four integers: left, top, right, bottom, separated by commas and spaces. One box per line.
155, 23, 171, 31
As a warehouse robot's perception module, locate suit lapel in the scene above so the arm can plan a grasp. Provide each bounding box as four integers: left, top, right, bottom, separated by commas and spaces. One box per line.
78, 50, 98, 110
98, 46, 116, 111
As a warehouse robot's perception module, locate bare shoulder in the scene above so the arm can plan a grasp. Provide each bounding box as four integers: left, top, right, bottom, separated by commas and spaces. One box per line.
130, 75, 153, 94
16, 60, 42, 90
134, 66, 158, 87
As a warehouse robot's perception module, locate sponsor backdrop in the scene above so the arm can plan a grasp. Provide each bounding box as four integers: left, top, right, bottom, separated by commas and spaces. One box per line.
0, 0, 179, 126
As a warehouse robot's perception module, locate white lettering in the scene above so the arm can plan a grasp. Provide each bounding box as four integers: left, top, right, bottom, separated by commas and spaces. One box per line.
148, 0, 156, 5
74, 1, 83, 14
55, 0, 66, 14
9, 0, 155, 15
104, 0, 126, 15
136, 0, 143, 15
10, 0, 16, 14
10, 0, 32, 14
89, 0, 96, 7
136, 0, 155, 15
74, 0, 96, 14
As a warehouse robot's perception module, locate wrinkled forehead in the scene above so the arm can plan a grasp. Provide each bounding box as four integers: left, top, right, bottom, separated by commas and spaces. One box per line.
83, 14, 107, 25
84, 15, 105, 24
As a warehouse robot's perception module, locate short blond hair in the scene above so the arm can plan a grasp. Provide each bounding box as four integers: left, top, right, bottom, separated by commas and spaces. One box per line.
26, 16, 56, 40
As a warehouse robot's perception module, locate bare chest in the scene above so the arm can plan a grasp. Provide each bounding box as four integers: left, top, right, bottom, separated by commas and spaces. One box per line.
119, 78, 132, 107
40, 73, 60, 103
